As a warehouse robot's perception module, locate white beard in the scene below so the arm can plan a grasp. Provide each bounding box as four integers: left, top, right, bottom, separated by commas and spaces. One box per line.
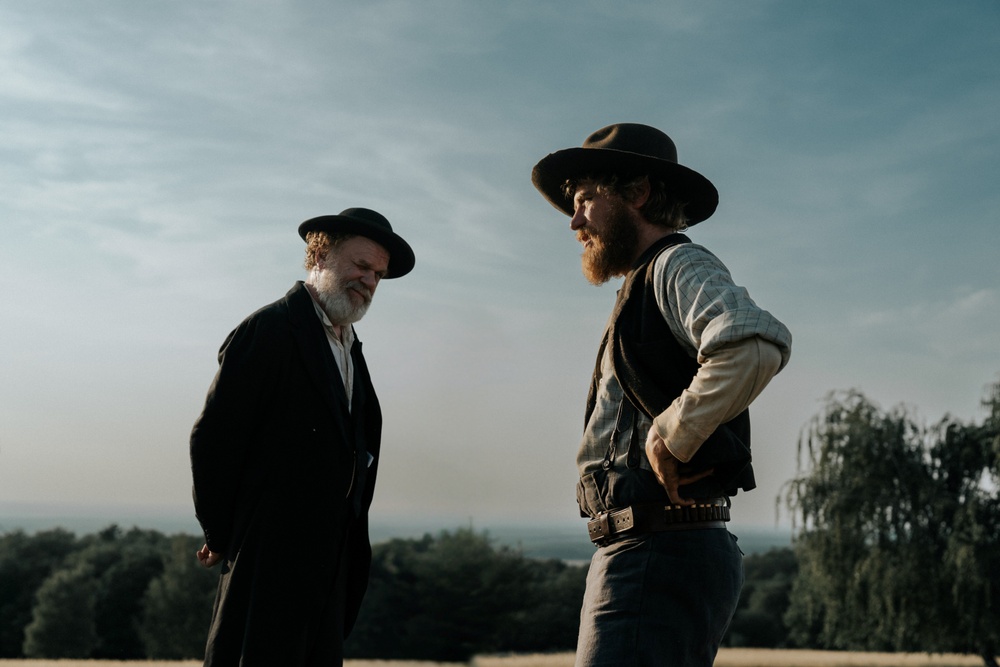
312, 267, 372, 326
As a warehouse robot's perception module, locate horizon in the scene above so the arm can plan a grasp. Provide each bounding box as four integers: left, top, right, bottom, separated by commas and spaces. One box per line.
0, 500, 792, 561
0, 499, 795, 535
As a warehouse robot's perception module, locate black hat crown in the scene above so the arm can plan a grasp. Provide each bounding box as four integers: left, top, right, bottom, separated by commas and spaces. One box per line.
298, 208, 415, 278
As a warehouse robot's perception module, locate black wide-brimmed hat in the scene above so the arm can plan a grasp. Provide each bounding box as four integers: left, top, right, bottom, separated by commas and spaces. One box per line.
531, 123, 719, 225
298, 207, 415, 278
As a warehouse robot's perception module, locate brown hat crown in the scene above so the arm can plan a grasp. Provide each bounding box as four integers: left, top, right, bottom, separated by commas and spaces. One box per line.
583, 123, 679, 161
531, 123, 718, 225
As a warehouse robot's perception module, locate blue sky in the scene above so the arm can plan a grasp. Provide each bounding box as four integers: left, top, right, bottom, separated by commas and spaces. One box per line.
1, 1, 998, 532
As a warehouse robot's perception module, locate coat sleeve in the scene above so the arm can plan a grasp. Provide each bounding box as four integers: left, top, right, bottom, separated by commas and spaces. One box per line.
190, 313, 284, 556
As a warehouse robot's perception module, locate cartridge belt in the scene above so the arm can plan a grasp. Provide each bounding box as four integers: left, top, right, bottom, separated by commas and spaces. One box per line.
587, 498, 730, 546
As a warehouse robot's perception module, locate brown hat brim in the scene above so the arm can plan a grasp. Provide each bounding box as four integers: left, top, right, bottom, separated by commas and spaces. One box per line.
531, 147, 719, 225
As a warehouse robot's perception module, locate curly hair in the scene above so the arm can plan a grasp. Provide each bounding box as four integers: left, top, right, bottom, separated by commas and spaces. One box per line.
303, 231, 354, 270
562, 172, 689, 232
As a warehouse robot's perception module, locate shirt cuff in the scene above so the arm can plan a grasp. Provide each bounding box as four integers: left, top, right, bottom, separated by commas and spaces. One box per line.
653, 336, 784, 462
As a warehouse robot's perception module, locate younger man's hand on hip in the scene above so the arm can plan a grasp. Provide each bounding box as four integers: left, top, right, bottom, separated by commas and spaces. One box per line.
645, 427, 714, 506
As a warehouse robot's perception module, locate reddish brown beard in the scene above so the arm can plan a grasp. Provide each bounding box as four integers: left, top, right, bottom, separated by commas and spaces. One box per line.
581, 201, 640, 285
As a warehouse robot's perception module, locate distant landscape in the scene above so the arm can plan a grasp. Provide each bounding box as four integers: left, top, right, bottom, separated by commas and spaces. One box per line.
0, 502, 791, 561
3, 506, 994, 665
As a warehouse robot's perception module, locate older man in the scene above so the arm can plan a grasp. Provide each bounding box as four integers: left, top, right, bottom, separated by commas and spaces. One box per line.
190, 208, 414, 666
532, 124, 792, 666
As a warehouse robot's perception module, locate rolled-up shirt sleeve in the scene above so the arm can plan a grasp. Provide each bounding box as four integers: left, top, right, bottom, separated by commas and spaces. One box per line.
651, 244, 792, 462
653, 336, 784, 462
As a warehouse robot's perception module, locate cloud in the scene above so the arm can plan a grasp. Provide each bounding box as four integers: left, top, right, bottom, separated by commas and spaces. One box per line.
1, 2, 999, 529
850, 287, 998, 362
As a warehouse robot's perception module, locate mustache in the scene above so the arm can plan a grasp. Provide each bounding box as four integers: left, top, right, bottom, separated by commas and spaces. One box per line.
346, 280, 373, 302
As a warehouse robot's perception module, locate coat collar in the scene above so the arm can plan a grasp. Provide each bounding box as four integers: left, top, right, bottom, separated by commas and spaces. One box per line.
284, 281, 353, 412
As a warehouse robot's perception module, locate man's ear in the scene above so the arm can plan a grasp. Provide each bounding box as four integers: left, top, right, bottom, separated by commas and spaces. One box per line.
628, 177, 651, 210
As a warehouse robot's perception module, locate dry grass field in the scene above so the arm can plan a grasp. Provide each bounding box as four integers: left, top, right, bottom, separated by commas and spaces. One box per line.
470, 652, 995, 667
472, 650, 992, 667
0, 649, 995, 667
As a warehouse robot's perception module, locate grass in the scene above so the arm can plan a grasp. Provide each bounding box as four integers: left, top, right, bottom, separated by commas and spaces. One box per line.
0, 649, 994, 667
0, 663, 459, 667
0, 662, 458, 667
715, 648, 990, 666
472, 650, 993, 667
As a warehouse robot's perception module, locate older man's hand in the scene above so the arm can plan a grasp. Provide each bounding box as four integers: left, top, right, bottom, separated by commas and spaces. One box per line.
645, 426, 714, 506
197, 544, 223, 568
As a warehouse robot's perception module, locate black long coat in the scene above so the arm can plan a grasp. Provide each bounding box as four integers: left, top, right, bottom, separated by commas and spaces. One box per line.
190, 281, 382, 666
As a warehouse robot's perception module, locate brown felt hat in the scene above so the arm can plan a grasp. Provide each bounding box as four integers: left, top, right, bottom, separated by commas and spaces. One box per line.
531, 123, 719, 225
298, 208, 415, 278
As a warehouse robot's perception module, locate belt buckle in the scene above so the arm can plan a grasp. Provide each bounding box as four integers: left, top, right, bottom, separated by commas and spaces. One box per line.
588, 512, 611, 546
588, 506, 636, 547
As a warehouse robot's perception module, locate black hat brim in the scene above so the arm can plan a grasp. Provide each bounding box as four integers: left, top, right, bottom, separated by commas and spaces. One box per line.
298, 214, 415, 279
531, 147, 719, 225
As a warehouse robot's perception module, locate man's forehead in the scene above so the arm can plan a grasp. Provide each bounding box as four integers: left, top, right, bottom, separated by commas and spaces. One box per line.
572, 179, 599, 198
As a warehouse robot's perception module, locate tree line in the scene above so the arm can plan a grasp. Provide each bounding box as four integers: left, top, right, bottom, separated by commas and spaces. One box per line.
0, 525, 215, 659
0, 378, 996, 664
0, 521, 795, 661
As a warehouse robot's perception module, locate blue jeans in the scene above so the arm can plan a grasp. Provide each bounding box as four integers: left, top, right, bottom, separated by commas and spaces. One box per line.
575, 527, 744, 667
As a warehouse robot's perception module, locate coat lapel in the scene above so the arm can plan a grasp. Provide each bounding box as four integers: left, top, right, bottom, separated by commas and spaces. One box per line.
285, 282, 350, 416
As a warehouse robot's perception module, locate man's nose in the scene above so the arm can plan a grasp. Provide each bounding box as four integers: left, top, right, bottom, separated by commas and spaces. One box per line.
569, 207, 585, 230
361, 271, 378, 292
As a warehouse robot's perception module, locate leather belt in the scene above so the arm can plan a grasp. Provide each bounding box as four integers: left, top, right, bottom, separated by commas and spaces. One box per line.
587, 499, 730, 546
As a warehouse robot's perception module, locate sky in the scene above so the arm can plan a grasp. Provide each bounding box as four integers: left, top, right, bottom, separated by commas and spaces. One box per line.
1, 1, 998, 535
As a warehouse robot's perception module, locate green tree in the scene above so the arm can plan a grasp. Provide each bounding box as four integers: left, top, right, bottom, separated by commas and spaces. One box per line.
395, 528, 535, 661
20, 525, 171, 659
55, 525, 170, 659
724, 547, 798, 648
90, 526, 169, 658
346, 528, 587, 661
22, 562, 99, 658
0, 528, 78, 657
784, 383, 1000, 667
346, 534, 431, 658
503, 557, 586, 652
140, 534, 218, 659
